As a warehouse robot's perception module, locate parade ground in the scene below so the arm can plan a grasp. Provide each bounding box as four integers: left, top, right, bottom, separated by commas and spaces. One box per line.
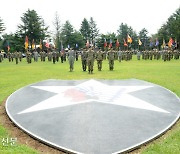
0, 56, 180, 154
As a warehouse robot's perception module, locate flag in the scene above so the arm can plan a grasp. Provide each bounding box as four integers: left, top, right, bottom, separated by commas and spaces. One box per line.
162, 39, 166, 48
155, 38, 159, 46
149, 38, 154, 47
127, 35, 132, 43
124, 39, 128, 47
138, 39, 142, 46
32, 39, 35, 49
168, 37, 173, 47
116, 39, 120, 47
39, 39, 42, 50
76, 43, 78, 48
104, 38, 107, 48
25, 36, 28, 50
109, 39, 112, 48
7, 41, 10, 51
67, 44, 70, 48
86, 40, 89, 48
45, 41, 49, 48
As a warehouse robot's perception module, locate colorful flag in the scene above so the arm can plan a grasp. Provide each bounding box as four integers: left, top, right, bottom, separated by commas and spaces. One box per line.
7, 41, 10, 51
39, 39, 42, 50
124, 39, 128, 47
86, 40, 89, 48
45, 41, 49, 48
138, 39, 142, 46
155, 38, 159, 46
109, 39, 112, 48
168, 37, 173, 47
25, 36, 28, 50
116, 39, 120, 47
32, 39, 35, 49
127, 35, 132, 43
104, 38, 107, 48
162, 39, 166, 48
149, 38, 154, 47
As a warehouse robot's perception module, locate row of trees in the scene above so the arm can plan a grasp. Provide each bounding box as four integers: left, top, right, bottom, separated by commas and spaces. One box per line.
0, 7, 179, 52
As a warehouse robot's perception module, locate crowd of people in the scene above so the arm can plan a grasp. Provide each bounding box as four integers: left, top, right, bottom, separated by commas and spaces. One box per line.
0, 48, 179, 73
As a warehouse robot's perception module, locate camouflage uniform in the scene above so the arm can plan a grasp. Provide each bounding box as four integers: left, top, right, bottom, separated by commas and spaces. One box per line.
81, 49, 87, 71
14, 51, 19, 64
107, 49, 115, 70
68, 49, 75, 72
52, 51, 57, 64
87, 48, 95, 74
96, 50, 103, 71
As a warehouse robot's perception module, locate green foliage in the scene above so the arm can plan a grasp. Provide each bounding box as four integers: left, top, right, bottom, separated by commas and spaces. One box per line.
157, 7, 180, 49
80, 17, 99, 46
80, 18, 90, 41
61, 21, 84, 49
0, 17, 5, 34
139, 28, 149, 50
89, 17, 99, 44
117, 23, 139, 50
17, 9, 49, 48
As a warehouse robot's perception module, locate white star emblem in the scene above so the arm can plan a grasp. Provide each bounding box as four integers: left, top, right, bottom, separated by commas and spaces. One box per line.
18, 79, 169, 114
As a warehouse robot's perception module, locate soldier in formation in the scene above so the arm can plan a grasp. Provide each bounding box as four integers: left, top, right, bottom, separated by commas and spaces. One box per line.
0, 51, 3, 62
118, 50, 122, 62
52, 50, 57, 64
68, 48, 75, 72
96, 49, 103, 71
34, 50, 38, 62
14, 51, 19, 64
87, 47, 95, 74
26, 50, 32, 64
107, 48, 115, 71
47, 50, 52, 62
81, 49, 87, 71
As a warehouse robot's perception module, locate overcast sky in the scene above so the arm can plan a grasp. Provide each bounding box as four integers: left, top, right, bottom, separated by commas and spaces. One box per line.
0, 0, 179, 36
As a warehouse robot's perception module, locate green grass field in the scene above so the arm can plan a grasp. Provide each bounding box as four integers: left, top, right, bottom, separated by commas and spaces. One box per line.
0, 56, 180, 154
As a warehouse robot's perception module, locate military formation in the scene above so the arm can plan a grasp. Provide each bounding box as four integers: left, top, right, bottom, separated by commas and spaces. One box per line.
0, 48, 179, 73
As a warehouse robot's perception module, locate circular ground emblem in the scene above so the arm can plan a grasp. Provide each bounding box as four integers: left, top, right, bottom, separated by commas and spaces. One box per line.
6, 79, 180, 154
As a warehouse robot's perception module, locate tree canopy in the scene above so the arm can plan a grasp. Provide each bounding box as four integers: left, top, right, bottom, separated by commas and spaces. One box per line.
0, 6, 179, 51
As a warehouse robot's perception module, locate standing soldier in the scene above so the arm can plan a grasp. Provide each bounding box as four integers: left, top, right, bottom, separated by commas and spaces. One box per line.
87, 47, 95, 74
34, 49, 38, 62
118, 50, 122, 62
68, 48, 75, 72
56, 51, 60, 62
7, 52, 11, 62
137, 50, 141, 60
81, 49, 87, 71
42, 50, 46, 62
19, 51, 22, 62
14, 51, 19, 64
52, 50, 57, 64
107, 48, 115, 70
60, 50, 64, 63
96, 49, 103, 71
40, 50, 43, 61
26, 50, 32, 64
11, 52, 14, 62
0, 51, 3, 63
75, 50, 78, 61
